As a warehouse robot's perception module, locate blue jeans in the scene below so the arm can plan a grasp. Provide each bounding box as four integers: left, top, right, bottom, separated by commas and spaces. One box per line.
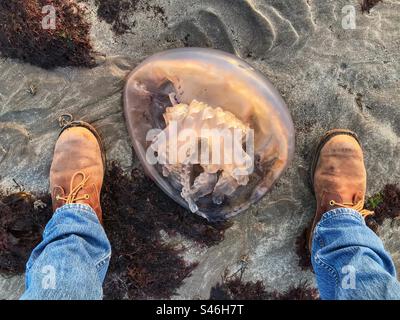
20, 205, 400, 300
20, 204, 111, 300
312, 208, 400, 300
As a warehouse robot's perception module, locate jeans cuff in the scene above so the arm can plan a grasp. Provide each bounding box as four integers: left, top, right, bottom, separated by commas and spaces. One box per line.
54, 203, 97, 217
319, 207, 364, 226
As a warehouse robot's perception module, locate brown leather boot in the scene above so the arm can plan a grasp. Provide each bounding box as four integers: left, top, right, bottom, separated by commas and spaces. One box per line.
307, 129, 373, 251
50, 121, 105, 223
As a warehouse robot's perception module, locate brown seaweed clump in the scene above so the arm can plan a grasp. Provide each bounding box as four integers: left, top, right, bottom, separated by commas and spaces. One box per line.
93, 0, 167, 35
361, 0, 383, 13
209, 270, 318, 300
0, 0, 95, 69
102, 162, 231, 299
295, 228, 312, 271
0, 192, 52, 275
366, 184, 400, 233
94, 0, 139, 35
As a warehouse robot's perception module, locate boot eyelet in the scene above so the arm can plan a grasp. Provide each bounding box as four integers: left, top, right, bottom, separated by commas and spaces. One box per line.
329, 200, 335, 206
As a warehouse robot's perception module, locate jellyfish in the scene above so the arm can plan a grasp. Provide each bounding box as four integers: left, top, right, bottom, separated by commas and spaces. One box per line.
124, 48, 295, 221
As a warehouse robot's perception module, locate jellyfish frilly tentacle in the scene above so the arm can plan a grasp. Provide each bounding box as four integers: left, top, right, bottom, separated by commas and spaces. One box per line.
124, 48, 295, 221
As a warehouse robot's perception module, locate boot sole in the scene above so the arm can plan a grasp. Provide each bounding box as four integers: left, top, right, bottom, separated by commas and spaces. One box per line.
58, 120, 106, 172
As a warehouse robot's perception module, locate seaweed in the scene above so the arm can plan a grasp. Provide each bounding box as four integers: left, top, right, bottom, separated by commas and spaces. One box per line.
361, 0, 383, 13
92, 0, 167, 35
93, 0, 139, 35
0, 192, 52, 275
366, 184, 400, 233
295, 228, 312, 271
101, 162, 231, 299
0, 0, 95, 69
209, 269, 318, 300
366, 192, 384, 210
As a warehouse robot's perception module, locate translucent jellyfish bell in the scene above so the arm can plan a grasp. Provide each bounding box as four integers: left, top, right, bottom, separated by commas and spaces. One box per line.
124, 48, 295, 221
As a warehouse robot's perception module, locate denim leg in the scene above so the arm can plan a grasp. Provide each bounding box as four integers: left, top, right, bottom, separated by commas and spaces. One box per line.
20, 204, 111, 300
311, 208, 400, 300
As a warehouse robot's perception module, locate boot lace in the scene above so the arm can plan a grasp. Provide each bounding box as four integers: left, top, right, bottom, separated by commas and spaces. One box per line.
56, 171, 90, 204
329, 199, 374, 218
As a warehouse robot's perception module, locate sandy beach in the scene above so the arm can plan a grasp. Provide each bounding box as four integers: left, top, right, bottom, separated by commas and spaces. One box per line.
1, 0, 400, 299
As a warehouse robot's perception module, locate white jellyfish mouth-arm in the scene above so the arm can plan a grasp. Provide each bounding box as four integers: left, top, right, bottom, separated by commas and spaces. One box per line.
149, 99, 254, 213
